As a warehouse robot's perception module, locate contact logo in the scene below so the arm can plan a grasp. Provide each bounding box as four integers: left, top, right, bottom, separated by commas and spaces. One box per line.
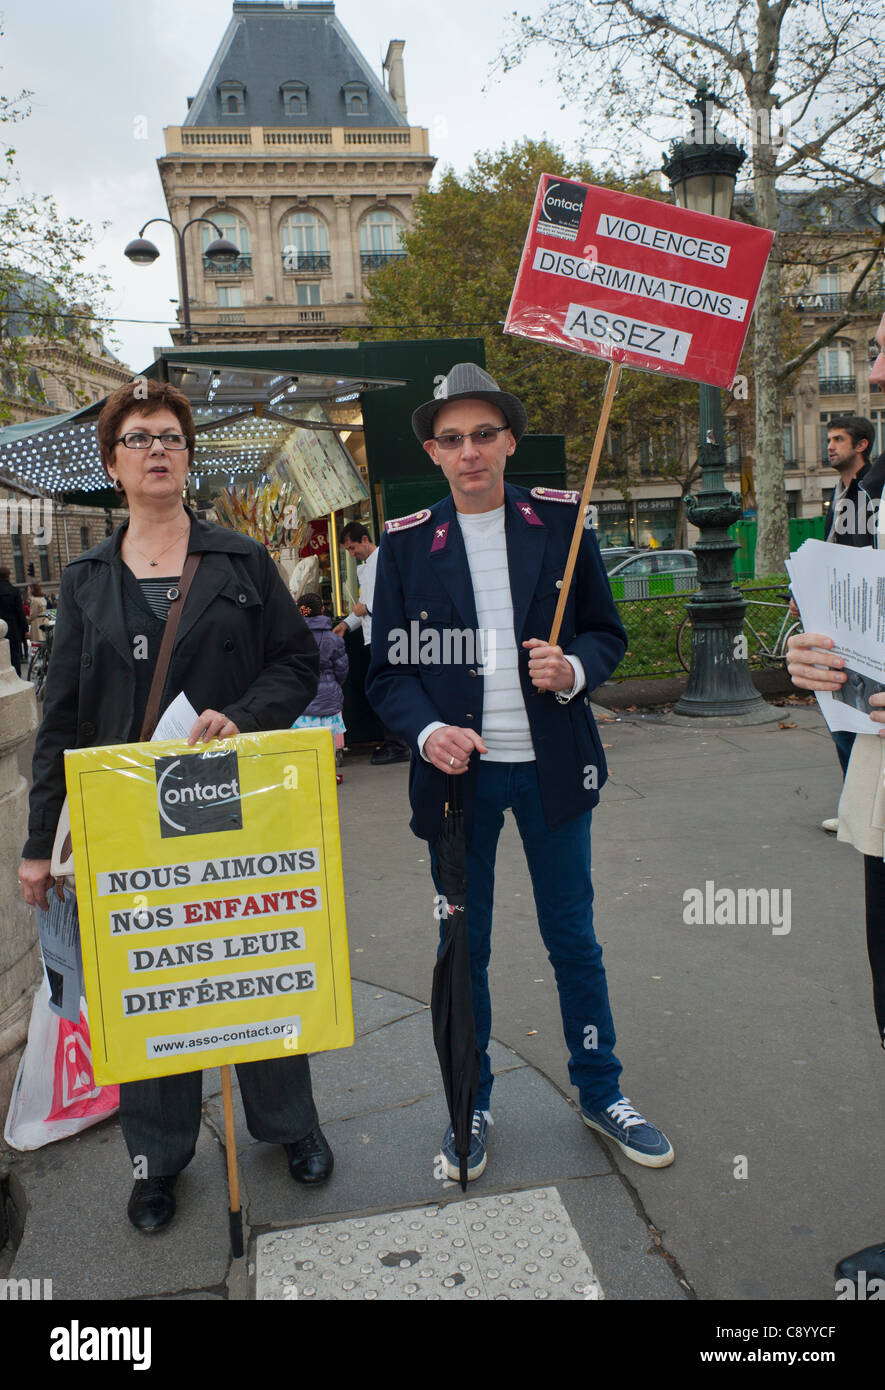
537, 178, 588, 242
155, 751, 243, 839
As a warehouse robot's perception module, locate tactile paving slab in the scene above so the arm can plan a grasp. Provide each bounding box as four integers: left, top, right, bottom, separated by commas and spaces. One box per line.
255, 1187, 604, 1300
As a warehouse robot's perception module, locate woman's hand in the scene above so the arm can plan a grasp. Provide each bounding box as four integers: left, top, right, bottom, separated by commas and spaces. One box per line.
187, 710, 240, 745
786, 631, 846, 692
19, 858, 59, 911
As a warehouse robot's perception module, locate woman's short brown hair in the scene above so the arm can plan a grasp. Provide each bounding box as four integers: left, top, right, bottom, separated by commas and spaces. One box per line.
97, 379, 195, 481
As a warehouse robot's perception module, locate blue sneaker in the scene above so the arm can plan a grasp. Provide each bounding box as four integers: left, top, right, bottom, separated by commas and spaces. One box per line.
581, 1097, 674, 1168
441, 1109, 488, 1181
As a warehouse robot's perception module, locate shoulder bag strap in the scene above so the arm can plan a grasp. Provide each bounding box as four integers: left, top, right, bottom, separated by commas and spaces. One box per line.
139, 550, 202, 741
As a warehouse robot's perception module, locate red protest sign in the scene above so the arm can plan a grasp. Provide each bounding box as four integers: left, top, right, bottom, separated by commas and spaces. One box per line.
505, 177, 774, 389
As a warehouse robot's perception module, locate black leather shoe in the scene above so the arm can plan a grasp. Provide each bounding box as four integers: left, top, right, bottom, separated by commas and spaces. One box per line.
127, 1176, 178, 1233
835, 1241, 885, 1280
284, 1126, 334, 1184
370, 743, 409, 765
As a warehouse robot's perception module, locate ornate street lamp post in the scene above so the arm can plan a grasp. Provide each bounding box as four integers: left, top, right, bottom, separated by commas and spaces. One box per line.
663, 85, 774, 719
124, 218, 239, 345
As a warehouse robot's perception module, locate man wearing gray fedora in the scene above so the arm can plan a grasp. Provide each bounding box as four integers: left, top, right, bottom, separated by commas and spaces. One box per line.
367, 362, 673, 1180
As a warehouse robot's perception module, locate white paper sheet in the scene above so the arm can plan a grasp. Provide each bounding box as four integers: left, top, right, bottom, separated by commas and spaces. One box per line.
787, 539, 885, 734
151, 691, 200, 743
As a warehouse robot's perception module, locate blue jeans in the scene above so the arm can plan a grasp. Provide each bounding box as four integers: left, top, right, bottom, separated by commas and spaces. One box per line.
430, 760, 622, 1113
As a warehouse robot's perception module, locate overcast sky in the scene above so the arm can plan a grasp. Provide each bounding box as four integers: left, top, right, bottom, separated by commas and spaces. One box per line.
1, 0, 658, 370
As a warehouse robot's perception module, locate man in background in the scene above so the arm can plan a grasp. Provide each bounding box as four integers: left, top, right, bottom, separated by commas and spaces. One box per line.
334, 521, 409, 766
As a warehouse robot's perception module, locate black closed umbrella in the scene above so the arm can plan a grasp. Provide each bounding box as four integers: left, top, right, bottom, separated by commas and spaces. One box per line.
431, 775, 481, 1191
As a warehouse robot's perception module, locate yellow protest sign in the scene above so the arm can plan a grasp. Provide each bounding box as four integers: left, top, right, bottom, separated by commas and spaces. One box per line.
65, 730, 353, 1085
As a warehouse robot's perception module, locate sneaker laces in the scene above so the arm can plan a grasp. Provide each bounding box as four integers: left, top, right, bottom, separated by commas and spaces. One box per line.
605, 1098, 645, 1130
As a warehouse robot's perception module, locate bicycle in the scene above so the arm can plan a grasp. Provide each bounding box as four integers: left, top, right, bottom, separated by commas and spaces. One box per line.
27, 617, 55, 700
676, 590, 801, 672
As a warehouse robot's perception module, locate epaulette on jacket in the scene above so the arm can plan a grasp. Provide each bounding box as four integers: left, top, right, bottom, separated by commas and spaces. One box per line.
384, 509, 432, 534
530, 487, 581, 504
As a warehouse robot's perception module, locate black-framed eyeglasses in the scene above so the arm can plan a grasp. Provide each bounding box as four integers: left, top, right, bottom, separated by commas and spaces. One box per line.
431, 426, 509, 451
115, 431, 189, 450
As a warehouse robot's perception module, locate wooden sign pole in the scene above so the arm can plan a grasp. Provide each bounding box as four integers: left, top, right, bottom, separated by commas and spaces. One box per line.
548, 361, 621, 647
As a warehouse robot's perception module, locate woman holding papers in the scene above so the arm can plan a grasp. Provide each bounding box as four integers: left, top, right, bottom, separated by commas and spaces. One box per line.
786, 326, 885, 1286
18, 378, 333, 1233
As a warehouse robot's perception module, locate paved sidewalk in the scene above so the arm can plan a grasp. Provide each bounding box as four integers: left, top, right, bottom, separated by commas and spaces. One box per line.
4, 978, 683, 1300
3, 697, 881, 1300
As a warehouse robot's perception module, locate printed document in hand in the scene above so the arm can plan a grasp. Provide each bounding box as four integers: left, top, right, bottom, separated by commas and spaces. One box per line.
786, 539, 885, 734
151, 691, 199, 742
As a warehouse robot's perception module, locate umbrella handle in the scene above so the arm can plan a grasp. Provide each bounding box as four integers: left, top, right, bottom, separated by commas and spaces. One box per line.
445, 774, 462, 815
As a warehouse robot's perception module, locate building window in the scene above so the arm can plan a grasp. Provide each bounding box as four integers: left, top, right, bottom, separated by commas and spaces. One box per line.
818, 264, 840, 296
281, 213, 330, 272
37, 543, 50, 581
295, 282, 321, 306
342, 82, 369, 116
11, 531, 24, 584
202, 211, 251, 275
782, 419, 796, 467
281, 82, 308, 116
216, 284, 243, 308
817, 341, 855, 395
218, 81, 246, 116
80, 525, 90, 551
359, 210, 405, 272
872, 409, 885, 459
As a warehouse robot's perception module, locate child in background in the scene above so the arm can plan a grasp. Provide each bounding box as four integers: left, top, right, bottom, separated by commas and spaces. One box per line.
292, 592, 349, 784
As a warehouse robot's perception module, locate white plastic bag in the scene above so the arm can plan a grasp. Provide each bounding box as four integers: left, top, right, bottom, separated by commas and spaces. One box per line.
3, 979, 119, 1151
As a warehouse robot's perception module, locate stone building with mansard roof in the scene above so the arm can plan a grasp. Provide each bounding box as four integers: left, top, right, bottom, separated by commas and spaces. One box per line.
158, 0, 435, 345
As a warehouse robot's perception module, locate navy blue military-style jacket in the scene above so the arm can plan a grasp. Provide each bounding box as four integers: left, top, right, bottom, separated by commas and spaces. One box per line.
366, 481, 628, 844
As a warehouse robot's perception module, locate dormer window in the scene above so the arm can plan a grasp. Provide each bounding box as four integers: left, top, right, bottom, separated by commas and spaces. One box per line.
281, 81, 308, 117
218, 81, 246, 116
342, 81, 369, 117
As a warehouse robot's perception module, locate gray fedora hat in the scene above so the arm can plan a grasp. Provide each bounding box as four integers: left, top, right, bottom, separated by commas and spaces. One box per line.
411, 362, 528, 444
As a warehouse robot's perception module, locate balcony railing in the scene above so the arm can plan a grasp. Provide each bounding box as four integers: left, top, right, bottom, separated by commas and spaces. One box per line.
203, 255, 252, 276
297, 310, 325, 323
360, 250, 407, 273
281, 253, 331, 273
818, 375, 857, 394
166, 126, 431, 156
784, 290, 883, 315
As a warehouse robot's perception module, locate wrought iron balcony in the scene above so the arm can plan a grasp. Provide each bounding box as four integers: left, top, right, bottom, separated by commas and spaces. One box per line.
281, 253, 331, 273
818, 374, 857, 394
784, 290, 882, 315
203, 255, 252, 276
360, 251, 407, 273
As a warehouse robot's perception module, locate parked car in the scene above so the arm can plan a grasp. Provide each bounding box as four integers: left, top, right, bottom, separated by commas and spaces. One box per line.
600, 546, 643, 572
608, 548, 696, 578
607, 548, 697, 596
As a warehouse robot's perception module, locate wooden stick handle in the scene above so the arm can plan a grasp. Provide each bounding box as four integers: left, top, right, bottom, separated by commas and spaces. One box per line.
221, 1065, 244, 1257
220, 1065, 243, 1242
548, 361, 621, 647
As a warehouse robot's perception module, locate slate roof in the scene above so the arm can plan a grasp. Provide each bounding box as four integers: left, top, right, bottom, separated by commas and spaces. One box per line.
184, 1, 406, 129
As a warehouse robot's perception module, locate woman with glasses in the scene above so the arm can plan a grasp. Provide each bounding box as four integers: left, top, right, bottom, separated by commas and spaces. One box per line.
18, 378, 334, 1234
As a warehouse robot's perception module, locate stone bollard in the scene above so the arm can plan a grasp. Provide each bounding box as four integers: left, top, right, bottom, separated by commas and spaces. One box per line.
0, 619, 39, 1125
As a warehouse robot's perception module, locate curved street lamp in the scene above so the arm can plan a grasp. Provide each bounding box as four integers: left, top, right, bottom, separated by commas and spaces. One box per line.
124, 217, 239, 344
663, 85, 774, 721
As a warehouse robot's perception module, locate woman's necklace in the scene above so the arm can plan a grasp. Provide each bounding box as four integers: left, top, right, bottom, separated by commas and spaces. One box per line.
126, 523, 190, 568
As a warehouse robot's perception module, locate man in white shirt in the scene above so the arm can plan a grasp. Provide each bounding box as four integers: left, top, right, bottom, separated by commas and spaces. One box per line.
367, 362, 674, 1181
335, 521, 408, 765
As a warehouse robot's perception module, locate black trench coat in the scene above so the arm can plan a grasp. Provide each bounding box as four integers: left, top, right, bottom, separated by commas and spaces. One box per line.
24, 511, 320, 860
